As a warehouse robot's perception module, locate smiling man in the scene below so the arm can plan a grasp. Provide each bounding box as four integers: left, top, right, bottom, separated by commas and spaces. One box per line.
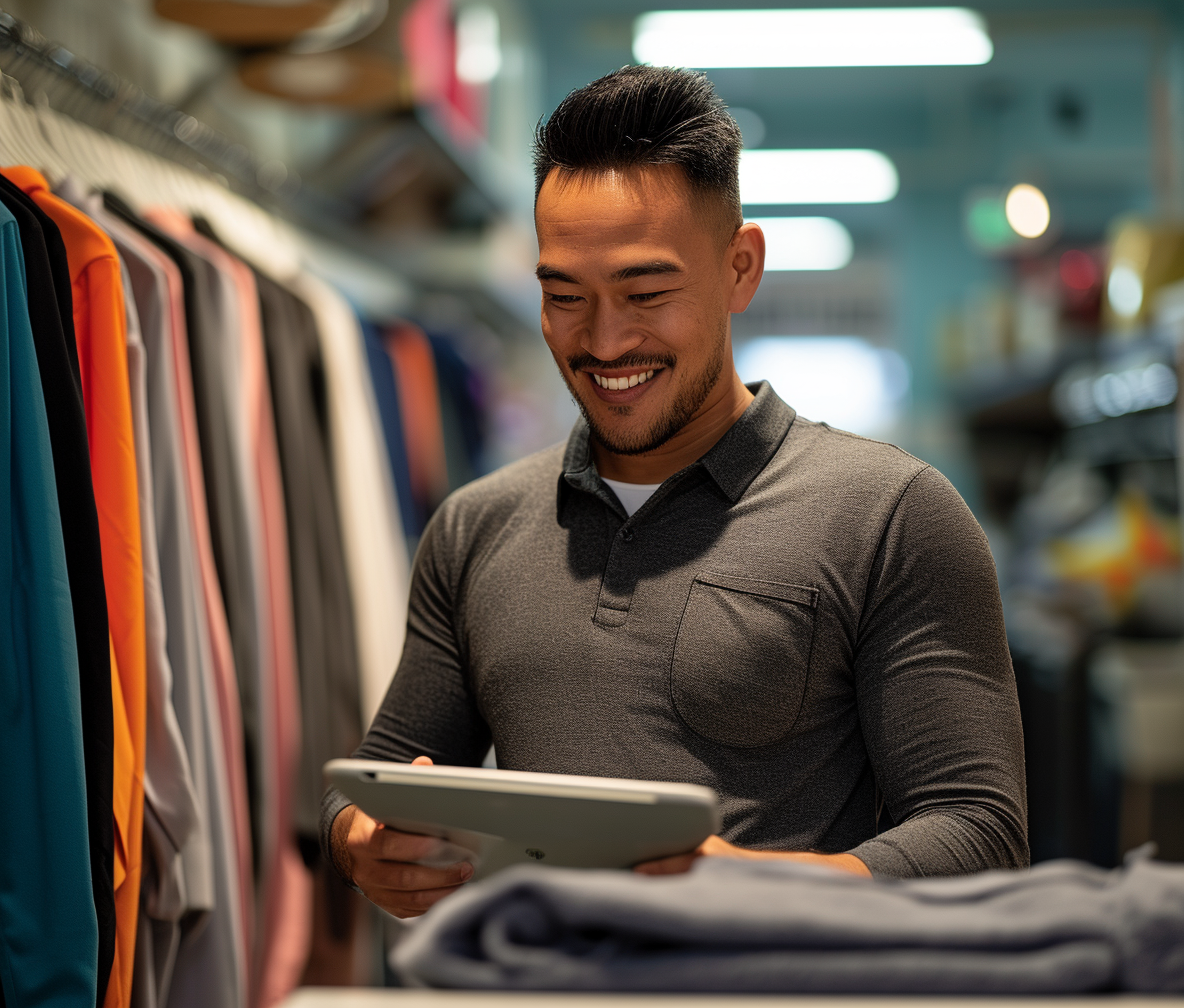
321, 66, 1028, 919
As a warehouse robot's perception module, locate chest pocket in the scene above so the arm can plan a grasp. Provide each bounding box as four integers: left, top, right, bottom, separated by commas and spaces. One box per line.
670, 571, 818, 747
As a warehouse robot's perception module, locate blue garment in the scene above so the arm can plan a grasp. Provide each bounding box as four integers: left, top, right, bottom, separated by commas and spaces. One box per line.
0, 204, 98, 1007
427, 332, 486, 488
360, 318, 419, 538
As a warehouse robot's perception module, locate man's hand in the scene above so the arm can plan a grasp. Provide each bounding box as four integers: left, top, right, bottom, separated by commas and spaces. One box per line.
331, 756, 474, 918
634, 834, 872, 877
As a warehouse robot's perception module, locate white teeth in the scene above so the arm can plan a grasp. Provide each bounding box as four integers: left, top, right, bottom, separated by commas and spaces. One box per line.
592, 369, 657, 390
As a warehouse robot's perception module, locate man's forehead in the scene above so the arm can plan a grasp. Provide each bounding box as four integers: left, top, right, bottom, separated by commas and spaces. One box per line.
536, 166, 698, 227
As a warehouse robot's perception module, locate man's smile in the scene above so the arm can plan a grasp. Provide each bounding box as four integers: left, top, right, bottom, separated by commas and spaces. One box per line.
583, 366, 666, 402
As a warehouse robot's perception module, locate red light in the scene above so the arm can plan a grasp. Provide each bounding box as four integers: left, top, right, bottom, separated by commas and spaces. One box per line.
1060, 249, 1098, 291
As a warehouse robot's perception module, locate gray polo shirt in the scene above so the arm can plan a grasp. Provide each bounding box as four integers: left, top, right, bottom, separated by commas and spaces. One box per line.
321, 382, 1028, 878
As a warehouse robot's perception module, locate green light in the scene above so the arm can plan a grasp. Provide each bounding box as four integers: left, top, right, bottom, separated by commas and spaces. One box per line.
967, 194, 1017, 250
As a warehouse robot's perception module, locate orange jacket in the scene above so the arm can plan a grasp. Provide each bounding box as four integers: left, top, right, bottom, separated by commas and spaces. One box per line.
4, 166, 145, 1008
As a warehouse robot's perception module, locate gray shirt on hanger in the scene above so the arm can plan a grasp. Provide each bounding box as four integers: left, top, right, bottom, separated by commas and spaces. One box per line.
321, 382, 1029, 878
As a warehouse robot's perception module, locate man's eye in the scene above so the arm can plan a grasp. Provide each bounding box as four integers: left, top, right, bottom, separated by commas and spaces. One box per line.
629, 290, 669, 302
547, 293, 583, 304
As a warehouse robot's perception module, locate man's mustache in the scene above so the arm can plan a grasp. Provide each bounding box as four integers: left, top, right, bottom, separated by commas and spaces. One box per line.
566, 352, 675, 372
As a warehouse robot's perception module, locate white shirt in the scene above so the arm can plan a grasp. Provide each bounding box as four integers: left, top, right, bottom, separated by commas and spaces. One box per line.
602, 477, 663, 517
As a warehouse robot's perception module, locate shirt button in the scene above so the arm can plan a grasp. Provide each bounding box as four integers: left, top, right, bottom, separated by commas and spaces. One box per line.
621, 527, 635, 542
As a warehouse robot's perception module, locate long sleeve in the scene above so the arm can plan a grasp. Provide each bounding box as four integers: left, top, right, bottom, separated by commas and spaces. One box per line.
318, 501, 491, 867
849, 465, 1029, 877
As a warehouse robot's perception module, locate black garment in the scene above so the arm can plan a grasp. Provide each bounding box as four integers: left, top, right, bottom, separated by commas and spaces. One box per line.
322, 383, 1028, 879
103, 193, 265, 872
0, 173, 116, 1006
254, 272, 361, 839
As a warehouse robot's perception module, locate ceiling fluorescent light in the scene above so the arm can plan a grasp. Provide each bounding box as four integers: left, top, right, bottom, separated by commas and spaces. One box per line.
634, 7, 992, 68
750, 217, 853, 270
741, 150, 899, 205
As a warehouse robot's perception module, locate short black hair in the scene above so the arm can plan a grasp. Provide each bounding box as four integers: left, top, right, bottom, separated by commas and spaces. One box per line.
533, 65, 743, 231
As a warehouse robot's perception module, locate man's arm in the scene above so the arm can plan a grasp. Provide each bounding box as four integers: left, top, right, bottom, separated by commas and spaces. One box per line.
635, 836, 871, 876
847, 464, 1028, 877
319, 503, 492, 890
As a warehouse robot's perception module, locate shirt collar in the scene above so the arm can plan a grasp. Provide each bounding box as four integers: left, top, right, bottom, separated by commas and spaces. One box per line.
559, 380, 795, 512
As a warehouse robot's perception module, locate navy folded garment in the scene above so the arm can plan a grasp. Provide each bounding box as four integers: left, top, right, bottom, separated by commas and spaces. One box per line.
394, 855, 1184, 994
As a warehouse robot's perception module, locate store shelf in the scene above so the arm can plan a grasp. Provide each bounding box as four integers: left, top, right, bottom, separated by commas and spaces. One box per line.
1063, 409, 1177, 466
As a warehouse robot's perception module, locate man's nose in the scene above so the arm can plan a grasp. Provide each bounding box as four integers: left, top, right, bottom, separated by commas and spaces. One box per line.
580, 302, 645, 364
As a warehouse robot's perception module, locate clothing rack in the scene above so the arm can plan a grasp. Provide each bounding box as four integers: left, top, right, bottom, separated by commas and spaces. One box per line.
0, 9, 295, 203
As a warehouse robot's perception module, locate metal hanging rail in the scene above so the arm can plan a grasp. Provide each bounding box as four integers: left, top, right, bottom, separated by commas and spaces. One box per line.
0, 9, 298, 203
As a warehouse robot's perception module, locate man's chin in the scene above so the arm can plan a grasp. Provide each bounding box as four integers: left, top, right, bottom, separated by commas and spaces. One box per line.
583, 406, 681, 457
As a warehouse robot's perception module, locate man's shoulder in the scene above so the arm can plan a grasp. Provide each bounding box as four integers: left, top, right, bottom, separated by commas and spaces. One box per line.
788, 415, 931, 489
433, 440, 567, 532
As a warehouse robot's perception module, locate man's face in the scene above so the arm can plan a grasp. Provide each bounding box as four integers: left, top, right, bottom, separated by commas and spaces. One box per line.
535, 166, 749, 456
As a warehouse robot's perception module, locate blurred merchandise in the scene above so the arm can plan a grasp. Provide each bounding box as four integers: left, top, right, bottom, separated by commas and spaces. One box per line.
954, 199, 1184, 866
155, 0, 339, 45
1104, 221, 1184, 332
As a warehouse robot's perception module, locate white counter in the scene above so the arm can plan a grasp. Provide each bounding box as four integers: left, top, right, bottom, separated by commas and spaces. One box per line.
283, 991, 1181, 1008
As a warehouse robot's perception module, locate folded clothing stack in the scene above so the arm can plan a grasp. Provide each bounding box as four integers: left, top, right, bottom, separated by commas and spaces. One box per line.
394, 854, 1184, 993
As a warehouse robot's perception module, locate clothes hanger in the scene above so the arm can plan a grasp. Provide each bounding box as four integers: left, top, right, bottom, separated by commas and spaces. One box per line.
0, 77, 23, 163
32, 94, 92, 187
0, 76, 51, 169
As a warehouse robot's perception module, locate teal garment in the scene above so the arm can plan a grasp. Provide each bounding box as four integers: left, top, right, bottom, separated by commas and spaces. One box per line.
0, 204, 98, 1006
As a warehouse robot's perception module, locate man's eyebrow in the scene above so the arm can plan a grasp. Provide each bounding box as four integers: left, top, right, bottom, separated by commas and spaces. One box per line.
536, 264, 578, 282
610, 261, 683, 282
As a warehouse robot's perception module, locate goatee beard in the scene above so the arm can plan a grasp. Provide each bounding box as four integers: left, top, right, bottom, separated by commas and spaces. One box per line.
561, 341, 726, 457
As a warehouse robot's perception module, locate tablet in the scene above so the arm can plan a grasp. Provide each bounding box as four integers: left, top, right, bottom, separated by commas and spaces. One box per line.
325, 759, 720, 880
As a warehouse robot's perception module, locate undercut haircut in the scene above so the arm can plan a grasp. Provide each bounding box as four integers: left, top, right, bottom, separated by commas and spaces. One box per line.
533, 65, 744, 234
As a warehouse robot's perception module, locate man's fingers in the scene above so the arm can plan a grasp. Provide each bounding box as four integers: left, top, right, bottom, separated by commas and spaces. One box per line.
355, 855, 472, 892
370, 827, 456, 862
369, 882, 464, 919
634, 852, 698, 875
378, 881, 466, 912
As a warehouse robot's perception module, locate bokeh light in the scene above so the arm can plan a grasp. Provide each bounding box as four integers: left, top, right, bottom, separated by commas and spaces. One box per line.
1059, 249, 1099, 291
1004, 183, 1050, 239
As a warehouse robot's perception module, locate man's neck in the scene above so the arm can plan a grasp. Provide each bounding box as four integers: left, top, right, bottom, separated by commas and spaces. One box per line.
593, 369, 755, 484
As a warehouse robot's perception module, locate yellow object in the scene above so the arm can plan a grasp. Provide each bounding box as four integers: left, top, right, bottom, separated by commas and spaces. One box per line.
1104, 219, 1184, 328
1048, 488, 1181, 621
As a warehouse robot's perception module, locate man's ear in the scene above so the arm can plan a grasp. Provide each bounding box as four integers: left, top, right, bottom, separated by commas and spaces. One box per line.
727, 222, 765, 313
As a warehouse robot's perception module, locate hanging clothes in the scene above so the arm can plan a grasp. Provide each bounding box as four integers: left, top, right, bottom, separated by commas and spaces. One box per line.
292, 273, 410, 729
141, 208, 265, 912
361, 319, 419, 540
100, 194, 251, 1008
428, 332, 486, 489
56, 179, 204, 1008
0, 171, 116, 1008
0, 84, 429, 1003
384, 320, 450, 527
254, 272, 362, 843
90, 202, 221, 1008
0, 199, 99, 1008
192, 217, 312, 1005
2, 165, 146, 1008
